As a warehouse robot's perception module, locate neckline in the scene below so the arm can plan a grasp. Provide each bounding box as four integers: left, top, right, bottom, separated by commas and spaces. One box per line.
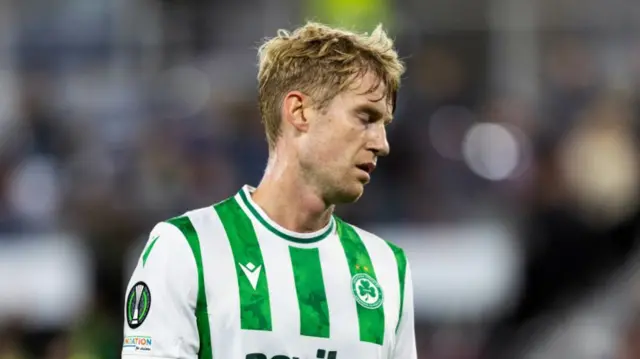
236, 185, 335, 244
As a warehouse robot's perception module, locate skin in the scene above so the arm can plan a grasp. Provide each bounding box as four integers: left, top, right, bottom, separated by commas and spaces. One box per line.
252, 71, 393, 233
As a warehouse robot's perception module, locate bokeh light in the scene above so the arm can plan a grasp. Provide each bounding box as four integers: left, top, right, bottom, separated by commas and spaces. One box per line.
462, 123, 520, 181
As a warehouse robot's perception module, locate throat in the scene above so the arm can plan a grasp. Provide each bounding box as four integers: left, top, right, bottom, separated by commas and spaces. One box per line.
250, 184, 334, 234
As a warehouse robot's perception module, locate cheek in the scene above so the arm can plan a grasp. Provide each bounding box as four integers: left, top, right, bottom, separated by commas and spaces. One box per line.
306, 115, 361, 162
301, 129, 334, 164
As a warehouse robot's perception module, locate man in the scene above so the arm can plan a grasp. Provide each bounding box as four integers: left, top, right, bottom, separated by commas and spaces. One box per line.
122, 22, 415, 359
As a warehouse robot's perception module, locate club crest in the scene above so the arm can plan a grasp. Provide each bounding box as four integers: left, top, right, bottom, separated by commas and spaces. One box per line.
351, 273, 383, 309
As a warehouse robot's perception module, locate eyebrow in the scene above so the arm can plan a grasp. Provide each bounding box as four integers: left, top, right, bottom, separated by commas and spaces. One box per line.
355, 104, 394, 124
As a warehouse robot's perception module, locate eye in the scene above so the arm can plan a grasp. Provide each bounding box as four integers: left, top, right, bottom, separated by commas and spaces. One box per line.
359, 114, 372, 123
357, 111, 375, 124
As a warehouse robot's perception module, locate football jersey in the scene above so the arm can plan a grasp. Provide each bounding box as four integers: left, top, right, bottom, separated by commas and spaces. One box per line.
122, 185, 416, 359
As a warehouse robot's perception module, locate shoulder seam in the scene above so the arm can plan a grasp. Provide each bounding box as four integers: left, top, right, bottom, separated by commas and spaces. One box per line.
335, 217, 389, 244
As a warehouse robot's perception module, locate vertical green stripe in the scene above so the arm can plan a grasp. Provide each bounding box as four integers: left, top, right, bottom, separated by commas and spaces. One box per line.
336, 218, 385, 345
289, 247, 330, 338
215, 198, 273, 331
385, 241, 407, 333
166, 216, 213, 359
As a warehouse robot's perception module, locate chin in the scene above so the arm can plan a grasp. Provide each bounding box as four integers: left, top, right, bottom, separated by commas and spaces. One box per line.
331, 183, 365, 204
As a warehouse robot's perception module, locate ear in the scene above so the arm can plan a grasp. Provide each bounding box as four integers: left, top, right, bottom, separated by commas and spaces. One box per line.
282, 91, 310, 133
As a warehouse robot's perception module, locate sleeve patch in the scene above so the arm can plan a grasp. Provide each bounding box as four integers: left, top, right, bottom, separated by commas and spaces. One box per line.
123, 335, 153, 353
126, 281, 152, 329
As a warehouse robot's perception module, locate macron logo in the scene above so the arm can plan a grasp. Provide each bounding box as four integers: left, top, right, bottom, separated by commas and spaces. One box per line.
239, 262, 262, 290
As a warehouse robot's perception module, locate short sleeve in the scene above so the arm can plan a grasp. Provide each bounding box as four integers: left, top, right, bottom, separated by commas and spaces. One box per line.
392, 261, 417, 359
122, 222, 199, 358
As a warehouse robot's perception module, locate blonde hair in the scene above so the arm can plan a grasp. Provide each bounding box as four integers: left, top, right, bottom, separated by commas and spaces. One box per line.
257, 22, 405, 149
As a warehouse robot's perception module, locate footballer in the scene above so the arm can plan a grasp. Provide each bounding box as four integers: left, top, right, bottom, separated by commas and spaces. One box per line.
122, 22, 416, 359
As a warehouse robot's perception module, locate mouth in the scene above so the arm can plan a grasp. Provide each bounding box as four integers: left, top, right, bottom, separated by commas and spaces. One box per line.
355, 162, 376, 175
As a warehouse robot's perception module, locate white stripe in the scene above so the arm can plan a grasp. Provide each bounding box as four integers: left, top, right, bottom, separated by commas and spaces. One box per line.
253, 224, 301, 339
356, 227, 401, 348
320, 236, 361, 343
187, 208, 242, 359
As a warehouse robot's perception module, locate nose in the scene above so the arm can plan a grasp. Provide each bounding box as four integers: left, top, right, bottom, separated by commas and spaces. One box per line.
369, 124, 390, 157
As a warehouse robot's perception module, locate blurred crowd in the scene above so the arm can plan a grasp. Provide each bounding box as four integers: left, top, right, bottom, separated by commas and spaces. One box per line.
1, 0, 640, 358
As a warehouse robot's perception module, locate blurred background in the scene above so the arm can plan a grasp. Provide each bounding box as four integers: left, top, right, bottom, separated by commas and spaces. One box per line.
1, 0, 640, 358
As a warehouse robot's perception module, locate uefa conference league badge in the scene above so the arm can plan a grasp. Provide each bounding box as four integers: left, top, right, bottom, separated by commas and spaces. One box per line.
126, 281, 151, 329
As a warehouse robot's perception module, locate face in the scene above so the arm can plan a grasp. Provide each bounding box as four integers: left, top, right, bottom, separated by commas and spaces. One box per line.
297, 72, 393, 204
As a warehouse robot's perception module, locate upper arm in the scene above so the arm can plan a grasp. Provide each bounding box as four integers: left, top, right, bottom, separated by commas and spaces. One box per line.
393, 260, 417, 359
122, 222, 199, 359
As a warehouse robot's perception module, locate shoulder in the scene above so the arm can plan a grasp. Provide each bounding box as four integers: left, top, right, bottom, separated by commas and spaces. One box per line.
130, 216, 200, 295
162, 200, 232, 234
164, 204, 221, 226
335, 217, 408, 264
145, 205, 218, 261
137, 219, 195, 271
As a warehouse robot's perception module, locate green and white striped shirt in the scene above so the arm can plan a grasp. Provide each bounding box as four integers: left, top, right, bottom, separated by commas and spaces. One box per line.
122, 185, 416, 359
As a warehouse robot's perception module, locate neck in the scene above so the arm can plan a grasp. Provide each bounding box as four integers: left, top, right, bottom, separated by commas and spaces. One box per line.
251, 151, 334, 233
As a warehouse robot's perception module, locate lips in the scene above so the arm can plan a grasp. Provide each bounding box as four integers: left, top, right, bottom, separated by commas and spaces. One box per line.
356, 162, 376, 174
